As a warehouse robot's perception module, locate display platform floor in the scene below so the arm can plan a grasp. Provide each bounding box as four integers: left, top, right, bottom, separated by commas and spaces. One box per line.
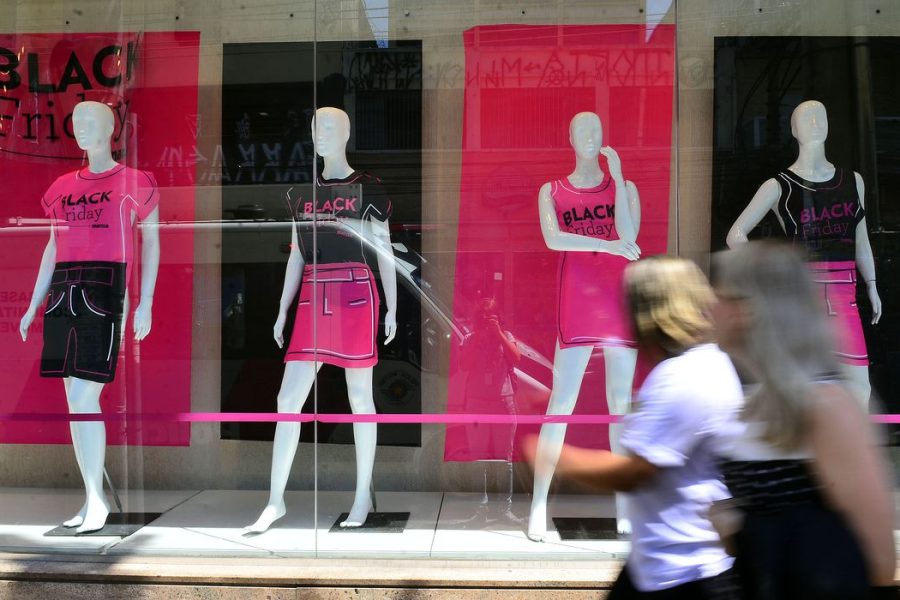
0, 488, 629, 559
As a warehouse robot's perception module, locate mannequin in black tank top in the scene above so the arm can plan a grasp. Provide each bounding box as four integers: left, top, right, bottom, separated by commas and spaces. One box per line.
726, 100, 881, 405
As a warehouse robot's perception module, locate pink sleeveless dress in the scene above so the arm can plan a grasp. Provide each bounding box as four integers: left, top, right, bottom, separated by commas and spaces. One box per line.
551, 176, 636, 349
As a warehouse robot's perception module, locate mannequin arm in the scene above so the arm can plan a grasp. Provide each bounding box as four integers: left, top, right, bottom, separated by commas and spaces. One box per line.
133, 207, 160, 341
19, 225, 57, 342
726, 178, 781, 247
600, 146, 640, 243
538, 183, 640, 260
369, 216, 397, 344
853, 172, 881, 324
274, 220, 304, 348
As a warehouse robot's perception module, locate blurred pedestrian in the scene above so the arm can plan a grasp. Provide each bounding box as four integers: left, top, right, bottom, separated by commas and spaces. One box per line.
712, 241, 896, 599
525, 255, 743, 599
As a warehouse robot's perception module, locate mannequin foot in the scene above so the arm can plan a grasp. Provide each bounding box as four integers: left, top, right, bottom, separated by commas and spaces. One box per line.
339, 498, 373, 528
63, 503, 88, 528
616, 517, 632, 536
243, 501, 286, 534
75, 498, 110, 533
526, 506, 548, 542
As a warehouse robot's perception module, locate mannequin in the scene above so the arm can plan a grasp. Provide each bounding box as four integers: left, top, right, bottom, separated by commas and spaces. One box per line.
527, 112, 641, 542
245, 107, 397, 533
18, 100, 160, 533
726, 100, 881, 401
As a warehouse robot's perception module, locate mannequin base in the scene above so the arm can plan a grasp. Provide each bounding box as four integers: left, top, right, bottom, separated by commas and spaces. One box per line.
45, 512, 161, 538
552, 517, 624, 541
329, 512, 410, 533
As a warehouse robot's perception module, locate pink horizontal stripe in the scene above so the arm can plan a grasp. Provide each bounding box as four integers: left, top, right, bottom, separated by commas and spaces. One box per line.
0, 412, 623, 424
0, 413, 898, 424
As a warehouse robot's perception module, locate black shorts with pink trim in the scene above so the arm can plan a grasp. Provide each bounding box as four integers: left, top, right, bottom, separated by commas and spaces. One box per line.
40, 261, 126, 384
285, 262, 380, 368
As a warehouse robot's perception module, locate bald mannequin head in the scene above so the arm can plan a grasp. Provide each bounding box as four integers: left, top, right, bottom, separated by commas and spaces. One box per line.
72, 101, 115, 152
312, 107, 351, 158
569, 112, 603, 159
790, 100, 828, 145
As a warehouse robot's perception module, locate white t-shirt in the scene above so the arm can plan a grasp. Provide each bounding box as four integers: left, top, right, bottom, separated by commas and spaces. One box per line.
619, 343, 743, 592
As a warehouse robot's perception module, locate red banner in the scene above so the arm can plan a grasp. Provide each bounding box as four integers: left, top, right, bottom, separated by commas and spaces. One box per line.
445, 24, 675, 461
0, 31, 200, 445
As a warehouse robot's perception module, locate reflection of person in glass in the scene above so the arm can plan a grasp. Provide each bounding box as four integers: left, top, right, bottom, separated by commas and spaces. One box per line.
245, 107, 397, 533
528, 112, 641, 541
19, 101, 161, 533
460, 297, 520, 517
726, 100, 881, 404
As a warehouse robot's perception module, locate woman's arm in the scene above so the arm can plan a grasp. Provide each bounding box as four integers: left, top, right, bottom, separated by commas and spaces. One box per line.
369, 216, 397, 344
809, 383, 896, 586
133, 206, 160, 341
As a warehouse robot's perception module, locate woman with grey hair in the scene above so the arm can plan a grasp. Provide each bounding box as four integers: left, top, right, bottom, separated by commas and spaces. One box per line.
712, 241, 896, 598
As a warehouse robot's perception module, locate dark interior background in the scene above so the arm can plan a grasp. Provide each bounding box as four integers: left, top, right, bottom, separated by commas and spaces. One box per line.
219, 40, 423, 446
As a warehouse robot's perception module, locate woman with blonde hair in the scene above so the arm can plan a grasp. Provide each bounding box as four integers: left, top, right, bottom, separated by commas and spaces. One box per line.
712, 241, 896, 598
526, 255, 743, 599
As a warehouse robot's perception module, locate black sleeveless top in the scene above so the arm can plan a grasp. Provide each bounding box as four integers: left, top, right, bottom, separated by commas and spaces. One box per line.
284, 171, 392, 266
774, 168, 865, 262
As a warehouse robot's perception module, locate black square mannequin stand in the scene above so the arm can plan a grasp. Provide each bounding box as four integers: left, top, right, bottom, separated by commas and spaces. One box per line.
328, 512, 410, 533
552, 517, 621, 540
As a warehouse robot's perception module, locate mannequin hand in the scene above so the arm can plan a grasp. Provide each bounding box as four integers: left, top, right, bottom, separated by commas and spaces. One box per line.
19, 307, 36, 342
133, 301, 152, 341
599, 146, 624, 181
867, 281, 882, 324
602, 239, 641, 260
274, 311, 287, 348
384, 310, 397, 345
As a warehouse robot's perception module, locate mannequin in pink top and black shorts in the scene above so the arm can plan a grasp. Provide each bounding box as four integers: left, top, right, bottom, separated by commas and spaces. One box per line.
528, 112, 642, 542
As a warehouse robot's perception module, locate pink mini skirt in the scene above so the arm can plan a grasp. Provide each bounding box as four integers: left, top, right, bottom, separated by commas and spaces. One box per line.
285, 262, 379, 368
808, 261, 868, 366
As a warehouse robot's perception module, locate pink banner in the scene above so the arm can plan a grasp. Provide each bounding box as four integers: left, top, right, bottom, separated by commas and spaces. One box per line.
445, 24, 675, 461
0, 31, 200, 445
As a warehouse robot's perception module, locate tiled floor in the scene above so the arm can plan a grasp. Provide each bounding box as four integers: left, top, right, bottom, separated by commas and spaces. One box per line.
0, 488, 630, 558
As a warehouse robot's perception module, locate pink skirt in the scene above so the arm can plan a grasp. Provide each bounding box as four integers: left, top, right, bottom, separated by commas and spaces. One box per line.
285, 262, 379, 368
808, 261, 868, 366
557, 251, 636, 349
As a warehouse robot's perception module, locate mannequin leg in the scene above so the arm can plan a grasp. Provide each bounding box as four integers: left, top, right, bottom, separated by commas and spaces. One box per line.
840, 363, 871, 410
341, 367, 377, 527
61, 378, 88, 528
245, 361, 319, 533
527, 343, 592, 542
603, 346, 638, 535
63, 377, 109, 533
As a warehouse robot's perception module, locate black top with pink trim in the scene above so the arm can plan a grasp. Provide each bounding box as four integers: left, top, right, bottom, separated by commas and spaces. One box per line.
284, 171, 392, 267
774, 167, 865, 263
